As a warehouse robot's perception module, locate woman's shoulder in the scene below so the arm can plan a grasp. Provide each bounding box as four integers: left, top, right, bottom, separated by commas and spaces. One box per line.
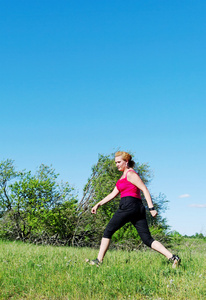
127, 168, 136, 174
127, 169, 139, 179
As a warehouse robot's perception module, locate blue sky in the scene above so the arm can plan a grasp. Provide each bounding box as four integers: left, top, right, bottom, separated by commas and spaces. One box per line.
1, 0, 206, 236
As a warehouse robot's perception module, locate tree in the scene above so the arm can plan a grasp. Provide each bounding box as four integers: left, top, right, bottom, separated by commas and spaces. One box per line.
0, 159, 18, 214
0, 161, 78, 243
72, 152, 170, 249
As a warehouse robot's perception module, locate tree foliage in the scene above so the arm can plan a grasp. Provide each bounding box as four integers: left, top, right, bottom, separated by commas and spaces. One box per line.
0, 159, 19, 214
0, 160, 78, 243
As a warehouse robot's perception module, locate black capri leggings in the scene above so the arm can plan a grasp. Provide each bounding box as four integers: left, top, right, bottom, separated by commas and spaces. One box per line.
103, 196, 154, 248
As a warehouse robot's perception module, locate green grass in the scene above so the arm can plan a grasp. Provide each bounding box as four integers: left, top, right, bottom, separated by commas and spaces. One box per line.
0, 238, 206, 299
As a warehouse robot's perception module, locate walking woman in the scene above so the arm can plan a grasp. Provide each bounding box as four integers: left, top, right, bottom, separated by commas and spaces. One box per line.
89, 151, 180, 268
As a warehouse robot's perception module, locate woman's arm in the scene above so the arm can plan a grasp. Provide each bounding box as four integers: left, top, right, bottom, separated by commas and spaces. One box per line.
91, 187, 120, 214
127, 172, 158, 218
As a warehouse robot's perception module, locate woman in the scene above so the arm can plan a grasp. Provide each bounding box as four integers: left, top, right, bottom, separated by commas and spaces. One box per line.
89, 151, 181, 267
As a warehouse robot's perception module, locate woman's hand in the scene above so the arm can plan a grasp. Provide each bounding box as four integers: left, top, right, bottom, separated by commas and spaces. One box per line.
91, 187, 119, 215
91, 204, 99, 214
150, 210, 158, 218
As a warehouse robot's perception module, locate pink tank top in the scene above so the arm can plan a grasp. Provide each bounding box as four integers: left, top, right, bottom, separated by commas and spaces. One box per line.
116, 170, 141, 198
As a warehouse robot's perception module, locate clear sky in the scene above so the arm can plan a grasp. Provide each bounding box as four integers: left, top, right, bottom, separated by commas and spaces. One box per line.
1, 0, 206, 236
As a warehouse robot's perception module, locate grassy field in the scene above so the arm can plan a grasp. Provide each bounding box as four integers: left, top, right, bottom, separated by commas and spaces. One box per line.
0, 238, 205, 299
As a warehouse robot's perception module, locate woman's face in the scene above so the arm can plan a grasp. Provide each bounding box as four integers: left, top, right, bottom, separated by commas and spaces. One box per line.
115, 156, 127, 172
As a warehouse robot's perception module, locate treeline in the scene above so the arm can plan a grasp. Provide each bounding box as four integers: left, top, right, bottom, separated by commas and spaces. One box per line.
185, 233, 206, 239
0, 153, 171, 249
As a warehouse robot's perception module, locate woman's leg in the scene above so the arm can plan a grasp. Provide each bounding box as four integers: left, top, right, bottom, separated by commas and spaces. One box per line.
94, 208, 129, 263
132, 211, 180, 267
151, 240, 172, 259
132, 206, 173, 259
97, 238, 110, 262
151, 241, 181, 267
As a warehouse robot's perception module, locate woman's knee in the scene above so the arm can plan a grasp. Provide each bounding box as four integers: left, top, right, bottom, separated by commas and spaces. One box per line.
103, 228, 114, 239
142, 236, 154, 248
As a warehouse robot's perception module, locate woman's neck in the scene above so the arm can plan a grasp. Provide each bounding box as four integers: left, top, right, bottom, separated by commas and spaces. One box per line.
122, 167, 132, 176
